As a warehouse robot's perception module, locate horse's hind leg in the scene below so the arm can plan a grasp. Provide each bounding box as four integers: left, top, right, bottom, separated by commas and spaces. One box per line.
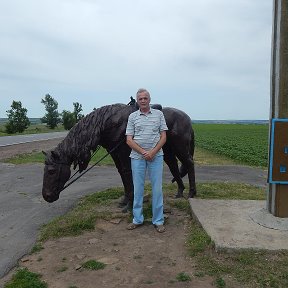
164, 151, 185, 198
177, 155, 196, 198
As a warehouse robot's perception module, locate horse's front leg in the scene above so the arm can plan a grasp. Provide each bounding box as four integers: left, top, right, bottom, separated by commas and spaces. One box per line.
110, 147, 134, 212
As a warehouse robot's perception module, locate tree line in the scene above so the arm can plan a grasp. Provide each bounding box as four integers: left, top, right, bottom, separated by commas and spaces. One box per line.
3, 94, 84, 134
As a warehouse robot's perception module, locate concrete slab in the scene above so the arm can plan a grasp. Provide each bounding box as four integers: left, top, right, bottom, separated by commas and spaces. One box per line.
189, 199, 288, 251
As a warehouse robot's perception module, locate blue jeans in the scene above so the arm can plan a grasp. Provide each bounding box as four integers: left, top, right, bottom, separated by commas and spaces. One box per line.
131, 155, 164, 226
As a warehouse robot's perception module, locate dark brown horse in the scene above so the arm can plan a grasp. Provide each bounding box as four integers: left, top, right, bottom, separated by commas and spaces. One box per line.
42, 103, 196, 209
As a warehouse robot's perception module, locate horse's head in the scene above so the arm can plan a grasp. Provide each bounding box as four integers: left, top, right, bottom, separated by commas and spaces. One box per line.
42, 150, 71, 203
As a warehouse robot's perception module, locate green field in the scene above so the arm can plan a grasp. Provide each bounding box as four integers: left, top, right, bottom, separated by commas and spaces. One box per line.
3, 123, 270, 168
193, 123, 269, 167
0, 124, 65, 136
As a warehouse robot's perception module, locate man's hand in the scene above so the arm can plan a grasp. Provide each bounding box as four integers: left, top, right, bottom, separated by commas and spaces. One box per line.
142, 150, 156, 161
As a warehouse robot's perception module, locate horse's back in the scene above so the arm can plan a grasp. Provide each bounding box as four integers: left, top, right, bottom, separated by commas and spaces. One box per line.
162, 107, 193, 137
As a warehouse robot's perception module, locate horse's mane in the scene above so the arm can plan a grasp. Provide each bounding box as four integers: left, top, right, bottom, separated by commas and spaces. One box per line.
52, 103, 128, 170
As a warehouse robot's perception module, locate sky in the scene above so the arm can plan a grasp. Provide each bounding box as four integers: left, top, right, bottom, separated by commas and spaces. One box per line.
0, 0, 273, 120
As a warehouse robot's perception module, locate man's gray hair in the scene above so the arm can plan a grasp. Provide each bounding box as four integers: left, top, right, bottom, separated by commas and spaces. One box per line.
136, 88, 150, 98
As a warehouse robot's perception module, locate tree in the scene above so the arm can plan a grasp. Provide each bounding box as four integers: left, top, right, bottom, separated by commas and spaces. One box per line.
62, 110, 76, 130
73, 102, 84, 122
5, 101, 30, 134
41, 94, 61, 129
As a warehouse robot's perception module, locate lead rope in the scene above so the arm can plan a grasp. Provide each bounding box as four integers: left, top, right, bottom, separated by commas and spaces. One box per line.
67, 145, 101, 182
60, 137, 126, 192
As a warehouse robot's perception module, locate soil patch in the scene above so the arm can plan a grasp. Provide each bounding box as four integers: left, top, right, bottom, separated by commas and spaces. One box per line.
3, 201, 216, 288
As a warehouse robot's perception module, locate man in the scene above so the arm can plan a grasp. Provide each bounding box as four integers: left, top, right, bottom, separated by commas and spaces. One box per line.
125, 88, 168, 233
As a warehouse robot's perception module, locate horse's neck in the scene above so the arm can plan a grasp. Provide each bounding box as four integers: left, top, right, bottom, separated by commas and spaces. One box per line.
57, 110, 106, 166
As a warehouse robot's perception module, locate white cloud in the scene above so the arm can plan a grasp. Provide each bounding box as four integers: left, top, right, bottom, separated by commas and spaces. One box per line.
0, 0, 273, 119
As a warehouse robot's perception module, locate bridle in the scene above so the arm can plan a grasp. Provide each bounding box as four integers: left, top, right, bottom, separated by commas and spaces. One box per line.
46, 98, 137, 194
59, 137, 126, 192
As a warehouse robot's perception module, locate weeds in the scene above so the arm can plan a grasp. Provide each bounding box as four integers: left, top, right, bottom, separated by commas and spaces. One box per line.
30, 243, 44, 254
82, 260, 106, 270
176, 272, 191, 282
214, 277, 226, 287
4, 268, 47, 288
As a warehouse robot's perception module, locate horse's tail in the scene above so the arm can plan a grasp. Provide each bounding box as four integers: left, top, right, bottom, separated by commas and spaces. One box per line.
171, 126, 194, 182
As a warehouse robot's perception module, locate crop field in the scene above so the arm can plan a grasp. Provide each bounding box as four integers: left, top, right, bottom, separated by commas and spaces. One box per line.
193, 123, 269, 167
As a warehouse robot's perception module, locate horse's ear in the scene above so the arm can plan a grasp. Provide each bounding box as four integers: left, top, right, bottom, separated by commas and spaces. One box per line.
51, 151, 60, 160
42, 151, 47, 156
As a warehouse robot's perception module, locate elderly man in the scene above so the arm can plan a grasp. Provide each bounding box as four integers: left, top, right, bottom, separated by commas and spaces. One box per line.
125, 88, 168, 233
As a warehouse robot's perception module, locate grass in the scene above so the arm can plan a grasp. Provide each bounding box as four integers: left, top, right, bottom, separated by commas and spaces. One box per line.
195, 182, 266, 200
39, 187, 124, 241
5, 146, 114, 165
194, 147, 238, 166
81, 260, 106, 270
176, 272, 191, 282
165, 181, 266, 201
30, 243, 44, 254
186, 218, 213, 256
4, 268, 47, 288
187, 214, 288, 288
5, 146, 233, 166
38, 182, 265, 243
0, 124, 65, 137
214, 277, 226, 288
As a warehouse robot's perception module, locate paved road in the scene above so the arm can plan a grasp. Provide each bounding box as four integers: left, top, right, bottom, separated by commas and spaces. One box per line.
0, 132, 68, 147
0, 162, 267, 279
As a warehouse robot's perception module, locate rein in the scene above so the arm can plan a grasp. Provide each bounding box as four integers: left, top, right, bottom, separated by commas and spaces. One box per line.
60, 137, 126, 192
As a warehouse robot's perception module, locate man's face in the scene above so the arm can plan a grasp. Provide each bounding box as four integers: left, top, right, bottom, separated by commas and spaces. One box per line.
137, 92, 150, 111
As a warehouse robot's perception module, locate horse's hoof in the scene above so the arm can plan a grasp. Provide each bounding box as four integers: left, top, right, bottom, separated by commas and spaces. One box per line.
118, 202, 127, 208
121, 203, 132, 213
118, 197, 129, 208
174, 193, 184, 198
188, 193, 196, 198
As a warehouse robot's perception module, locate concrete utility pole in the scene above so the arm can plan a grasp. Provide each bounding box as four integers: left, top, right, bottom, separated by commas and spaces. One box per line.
268, 0, 288, 217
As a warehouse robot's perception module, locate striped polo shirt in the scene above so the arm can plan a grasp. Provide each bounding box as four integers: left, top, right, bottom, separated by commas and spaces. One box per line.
125, 108, 168, 159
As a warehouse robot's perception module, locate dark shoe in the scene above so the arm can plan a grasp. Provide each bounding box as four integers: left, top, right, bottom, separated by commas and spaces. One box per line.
154, 224, 165, 233
127, 223, 143, 230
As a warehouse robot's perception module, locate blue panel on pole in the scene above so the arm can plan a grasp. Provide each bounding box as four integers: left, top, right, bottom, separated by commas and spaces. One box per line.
269, 118, 288, 184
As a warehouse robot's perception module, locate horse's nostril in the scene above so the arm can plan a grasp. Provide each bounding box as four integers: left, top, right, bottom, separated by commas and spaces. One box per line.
42, 191, 56, 203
